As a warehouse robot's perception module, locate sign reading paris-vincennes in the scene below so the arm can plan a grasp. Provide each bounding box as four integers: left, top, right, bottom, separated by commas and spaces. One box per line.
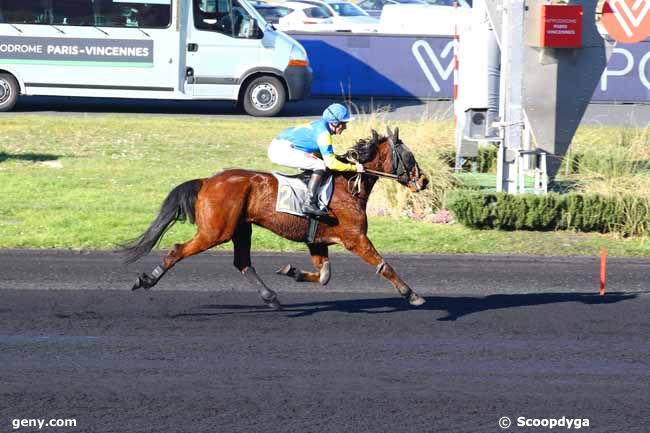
0, 36, 154, 66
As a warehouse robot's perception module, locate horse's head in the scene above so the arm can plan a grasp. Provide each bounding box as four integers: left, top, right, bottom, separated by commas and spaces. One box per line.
345, 127, 428, 192
383, 127, 429, 192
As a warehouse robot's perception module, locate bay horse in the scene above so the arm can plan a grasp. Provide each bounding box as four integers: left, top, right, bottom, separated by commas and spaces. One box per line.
123, 127, 429, 309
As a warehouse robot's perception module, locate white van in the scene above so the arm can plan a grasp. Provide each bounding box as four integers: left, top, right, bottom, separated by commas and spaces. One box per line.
0, 0, 312, 116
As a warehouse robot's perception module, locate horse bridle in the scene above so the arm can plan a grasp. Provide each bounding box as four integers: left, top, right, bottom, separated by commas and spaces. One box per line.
381, 134, 423, 190
345, 134, 420, 185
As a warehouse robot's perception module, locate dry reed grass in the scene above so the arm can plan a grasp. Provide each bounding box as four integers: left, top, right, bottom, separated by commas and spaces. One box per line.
566, 125, 650, 235
569, 125, 650, 198
331, 104, 457, 218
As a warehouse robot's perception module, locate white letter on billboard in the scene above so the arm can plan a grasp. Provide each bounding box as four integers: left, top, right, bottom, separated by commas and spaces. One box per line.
412, 40, 454, 93
600, 47, 633, 92
638, 50, 650, 89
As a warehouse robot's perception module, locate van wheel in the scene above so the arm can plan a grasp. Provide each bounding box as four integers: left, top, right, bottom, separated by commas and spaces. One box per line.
242, 76, 286, 117
0, 73, 19, 112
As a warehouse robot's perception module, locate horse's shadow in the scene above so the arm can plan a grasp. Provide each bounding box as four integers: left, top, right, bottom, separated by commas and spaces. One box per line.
0, 152, 61, 163
173, 291, 639, 321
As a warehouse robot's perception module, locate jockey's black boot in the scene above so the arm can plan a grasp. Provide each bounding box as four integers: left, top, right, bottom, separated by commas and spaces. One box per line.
302, 170, 328, 218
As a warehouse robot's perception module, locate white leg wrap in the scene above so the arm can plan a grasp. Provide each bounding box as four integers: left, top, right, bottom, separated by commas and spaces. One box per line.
319, 261, 331, 285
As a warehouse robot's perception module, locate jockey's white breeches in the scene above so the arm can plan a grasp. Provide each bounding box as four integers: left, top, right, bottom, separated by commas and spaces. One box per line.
268, 139, 327, 171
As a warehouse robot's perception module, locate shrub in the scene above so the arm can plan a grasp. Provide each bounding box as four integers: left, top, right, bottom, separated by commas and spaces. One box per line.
476, 145, 498, 173
442, 145, 498, 173
448, 191, 650, 236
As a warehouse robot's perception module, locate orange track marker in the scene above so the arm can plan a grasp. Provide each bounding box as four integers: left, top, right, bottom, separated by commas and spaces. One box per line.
599, 248, 607, 296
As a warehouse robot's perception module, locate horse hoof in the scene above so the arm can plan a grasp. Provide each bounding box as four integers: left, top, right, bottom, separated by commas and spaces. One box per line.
132, 274, 153, 291
276, 264, 296, 278
131, 277, 142, 291
408, 293, 426, 307
265, 299, 282, 310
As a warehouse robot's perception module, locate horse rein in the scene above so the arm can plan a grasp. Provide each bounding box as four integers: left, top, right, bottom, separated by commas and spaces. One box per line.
344, 146, 401, 181
363, 168, 399, 179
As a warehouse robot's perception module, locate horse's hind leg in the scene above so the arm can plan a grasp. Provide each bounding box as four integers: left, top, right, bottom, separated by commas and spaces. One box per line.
276, 243, 331, 285
232, 223, 281, 310
132, 231, 226, 291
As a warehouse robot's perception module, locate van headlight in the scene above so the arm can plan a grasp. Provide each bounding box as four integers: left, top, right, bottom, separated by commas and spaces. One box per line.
288, 45, 309, 67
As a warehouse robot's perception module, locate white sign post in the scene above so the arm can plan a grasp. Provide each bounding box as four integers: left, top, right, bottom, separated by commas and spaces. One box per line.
496, 0, 525, 193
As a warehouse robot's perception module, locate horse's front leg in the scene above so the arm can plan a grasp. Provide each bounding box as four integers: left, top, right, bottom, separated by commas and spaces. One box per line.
233, 223, 281, 310
276, 243, 331, 285
343, 235, 426, 306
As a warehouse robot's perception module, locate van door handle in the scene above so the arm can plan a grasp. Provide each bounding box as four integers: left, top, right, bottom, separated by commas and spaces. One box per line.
187, 43, 198, 52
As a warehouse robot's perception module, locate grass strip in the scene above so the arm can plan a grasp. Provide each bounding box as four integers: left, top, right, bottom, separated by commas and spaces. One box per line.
1, 114, 649, 256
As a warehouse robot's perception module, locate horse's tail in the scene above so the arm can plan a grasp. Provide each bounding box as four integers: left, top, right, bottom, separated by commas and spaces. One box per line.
122, 179, 203, 264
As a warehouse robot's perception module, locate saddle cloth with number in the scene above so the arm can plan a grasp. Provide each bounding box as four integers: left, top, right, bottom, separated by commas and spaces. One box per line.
272, 173, 334, 217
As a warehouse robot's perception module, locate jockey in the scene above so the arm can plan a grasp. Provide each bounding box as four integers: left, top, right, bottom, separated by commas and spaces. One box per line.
268, 103, 365, 218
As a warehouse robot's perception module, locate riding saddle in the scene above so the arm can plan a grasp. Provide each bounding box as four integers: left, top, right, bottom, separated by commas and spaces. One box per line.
272, 172, 334, 217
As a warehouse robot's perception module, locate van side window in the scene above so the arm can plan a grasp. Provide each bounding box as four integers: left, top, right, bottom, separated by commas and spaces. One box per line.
0, 0, 50, 24
52, 0, 94, 26
193, 0, 258, 39
0, 0, 171, 28
94, 0, 172, 28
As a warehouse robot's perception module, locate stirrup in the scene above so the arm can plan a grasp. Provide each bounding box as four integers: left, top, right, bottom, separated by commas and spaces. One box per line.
302, 203, 328, 217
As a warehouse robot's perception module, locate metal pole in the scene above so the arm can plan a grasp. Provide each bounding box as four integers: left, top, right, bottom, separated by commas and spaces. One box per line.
497, 0, 525, 193
453, 0, 463, 172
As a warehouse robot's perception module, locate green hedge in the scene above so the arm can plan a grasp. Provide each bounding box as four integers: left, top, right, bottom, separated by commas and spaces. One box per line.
448, 191, 650, 236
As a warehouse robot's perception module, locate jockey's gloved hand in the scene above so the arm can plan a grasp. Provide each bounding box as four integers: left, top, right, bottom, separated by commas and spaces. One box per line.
355, 163, 365, 173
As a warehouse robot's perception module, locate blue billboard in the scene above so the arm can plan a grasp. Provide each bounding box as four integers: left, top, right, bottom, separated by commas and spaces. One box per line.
592, 41, 650, 102
293, 33, 650, 102
294, 33, 454, 99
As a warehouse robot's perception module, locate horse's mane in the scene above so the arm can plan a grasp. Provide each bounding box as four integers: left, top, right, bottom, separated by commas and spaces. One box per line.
344, 130, 386, 163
